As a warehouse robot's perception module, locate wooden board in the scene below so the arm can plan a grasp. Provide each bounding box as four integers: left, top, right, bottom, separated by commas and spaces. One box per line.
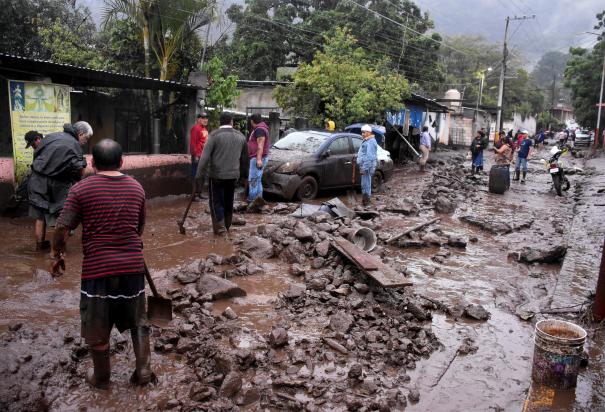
331, 238, 413, 288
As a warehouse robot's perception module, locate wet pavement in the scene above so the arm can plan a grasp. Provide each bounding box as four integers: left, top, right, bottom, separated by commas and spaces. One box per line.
1, 142, 604, 411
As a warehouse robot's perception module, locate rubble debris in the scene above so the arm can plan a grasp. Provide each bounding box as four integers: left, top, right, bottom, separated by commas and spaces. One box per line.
196, 274, 247, 301
509, 245, 567, 264
463, 304, 491, 320
461, 214, 534, 234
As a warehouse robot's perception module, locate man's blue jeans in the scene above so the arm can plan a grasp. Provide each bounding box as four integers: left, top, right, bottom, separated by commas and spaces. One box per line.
248, 157, 268, 202
361, 166, 375, 197
515, 156, 528, 172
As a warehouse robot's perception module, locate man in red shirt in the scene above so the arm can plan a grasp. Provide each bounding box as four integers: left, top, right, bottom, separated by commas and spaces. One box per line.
50, 139, 151, 389
190, 112, 209, 196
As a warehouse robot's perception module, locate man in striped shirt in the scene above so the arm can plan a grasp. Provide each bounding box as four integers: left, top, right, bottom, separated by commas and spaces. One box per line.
51, 139, 151, 389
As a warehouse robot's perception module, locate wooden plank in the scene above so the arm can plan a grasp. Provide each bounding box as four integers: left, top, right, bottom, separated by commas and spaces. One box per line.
334, 237, 378, 270
331, 238, 412, 288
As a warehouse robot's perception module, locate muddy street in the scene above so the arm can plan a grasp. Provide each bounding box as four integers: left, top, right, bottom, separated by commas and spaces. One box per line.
1, 143, 604, 411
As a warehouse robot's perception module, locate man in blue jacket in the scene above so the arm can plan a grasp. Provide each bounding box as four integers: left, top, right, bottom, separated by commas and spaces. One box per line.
356, 124, 378, 206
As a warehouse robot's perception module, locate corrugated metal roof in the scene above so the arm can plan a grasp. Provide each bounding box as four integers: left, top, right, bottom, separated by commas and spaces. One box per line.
0, 53, 199, 92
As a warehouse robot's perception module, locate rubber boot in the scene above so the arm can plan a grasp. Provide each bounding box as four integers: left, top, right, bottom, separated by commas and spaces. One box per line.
86, 348, 110, 389
478, 166, 483, 173
521, 171, 526, 184
212, 219, 227, 235
362, 194, 370, 207
36, 240, 51, 251
513, 170, 520, 181
130, 328, 153, 385
471, 165, 476, 175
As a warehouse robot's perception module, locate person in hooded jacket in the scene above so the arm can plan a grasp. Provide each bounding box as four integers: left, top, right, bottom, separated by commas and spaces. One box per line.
356, 124, 378, 206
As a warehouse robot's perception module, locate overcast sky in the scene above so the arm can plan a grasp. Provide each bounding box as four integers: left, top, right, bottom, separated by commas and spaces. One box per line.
79, 0, 604, 65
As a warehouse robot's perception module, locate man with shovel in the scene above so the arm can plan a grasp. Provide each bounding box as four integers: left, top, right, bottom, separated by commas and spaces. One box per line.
50, 139, 152, 389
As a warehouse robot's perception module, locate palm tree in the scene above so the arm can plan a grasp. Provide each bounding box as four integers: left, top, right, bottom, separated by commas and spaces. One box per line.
102, 0, 154, 79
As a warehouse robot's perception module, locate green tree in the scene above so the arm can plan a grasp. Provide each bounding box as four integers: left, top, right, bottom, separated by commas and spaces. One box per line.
203, 56, 239, 127
0, 0, 98, 59
564, 10, 605, 134
38, 19, 104, 69
275, 28, 410, 127
217, 0, 441, 84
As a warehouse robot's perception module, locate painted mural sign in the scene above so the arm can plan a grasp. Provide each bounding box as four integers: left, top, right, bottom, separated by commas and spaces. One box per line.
8, 80, 71, 185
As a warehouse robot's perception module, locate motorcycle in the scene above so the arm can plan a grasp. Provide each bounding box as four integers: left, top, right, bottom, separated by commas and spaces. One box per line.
541, 144, 570, 196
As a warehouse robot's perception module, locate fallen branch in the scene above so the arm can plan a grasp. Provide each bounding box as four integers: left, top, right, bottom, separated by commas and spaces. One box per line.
386, 218, 440, 245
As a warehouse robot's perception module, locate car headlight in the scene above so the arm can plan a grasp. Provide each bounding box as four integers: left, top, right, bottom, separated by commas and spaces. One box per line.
275, 161, 302, 174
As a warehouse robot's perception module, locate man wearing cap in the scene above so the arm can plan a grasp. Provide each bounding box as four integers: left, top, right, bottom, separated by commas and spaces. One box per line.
28, 122, 92, 251
190, 112, 209, 197
356, 124, 378, 206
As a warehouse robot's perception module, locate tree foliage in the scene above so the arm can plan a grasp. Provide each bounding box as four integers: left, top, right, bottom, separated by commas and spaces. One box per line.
216, 0, 442, 85
275, 28, 410, 127
203, 56, 239, 127
38, 18, 105, 69
0, 0, 97, 59
564, 10, 605, 130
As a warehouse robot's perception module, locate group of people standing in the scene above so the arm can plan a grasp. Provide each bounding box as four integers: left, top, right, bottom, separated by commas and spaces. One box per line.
189, 112, 270, 235
493, 129, 534, 183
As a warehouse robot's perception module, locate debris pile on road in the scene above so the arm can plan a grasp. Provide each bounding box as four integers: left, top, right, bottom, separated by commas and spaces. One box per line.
421, 166, 483, 214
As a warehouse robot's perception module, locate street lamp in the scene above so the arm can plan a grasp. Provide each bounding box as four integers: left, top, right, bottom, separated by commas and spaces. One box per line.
475, 67, 493, 134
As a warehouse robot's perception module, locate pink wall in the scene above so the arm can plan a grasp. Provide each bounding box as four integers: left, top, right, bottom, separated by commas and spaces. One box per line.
0, 154, 193, 211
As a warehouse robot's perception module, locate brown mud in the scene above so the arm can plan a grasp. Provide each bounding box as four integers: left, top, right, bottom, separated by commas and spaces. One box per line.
1, 141, 604, 411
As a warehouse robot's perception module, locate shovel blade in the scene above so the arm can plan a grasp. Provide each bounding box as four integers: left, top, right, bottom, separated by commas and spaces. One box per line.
147, 296, 173, 327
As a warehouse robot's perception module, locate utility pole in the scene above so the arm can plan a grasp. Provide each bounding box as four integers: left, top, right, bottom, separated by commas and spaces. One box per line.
496, 15, 535, 138
596, 50, 605, 148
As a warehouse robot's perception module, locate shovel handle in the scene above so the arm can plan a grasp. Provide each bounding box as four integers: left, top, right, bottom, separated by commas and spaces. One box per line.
143, 262, 161, 298
352, 160, 356, 183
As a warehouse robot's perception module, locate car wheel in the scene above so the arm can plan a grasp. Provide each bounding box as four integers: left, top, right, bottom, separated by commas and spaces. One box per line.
297, 176, 319, 200
372, 171, 383, 191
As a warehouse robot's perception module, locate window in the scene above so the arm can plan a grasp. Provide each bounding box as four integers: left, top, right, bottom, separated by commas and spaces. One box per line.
329, 137, 350, 155
351, 136, 362, 152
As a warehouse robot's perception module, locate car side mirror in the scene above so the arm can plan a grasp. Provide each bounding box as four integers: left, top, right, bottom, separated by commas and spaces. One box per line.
322, 150, 331, 158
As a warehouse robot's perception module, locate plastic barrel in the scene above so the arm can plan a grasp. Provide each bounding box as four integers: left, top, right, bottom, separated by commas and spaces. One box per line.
349, 227, 377, 252
488, 165, 510, 194
531, 319, 587, 389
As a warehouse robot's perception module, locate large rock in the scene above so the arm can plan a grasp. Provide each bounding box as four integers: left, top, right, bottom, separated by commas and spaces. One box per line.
219, 372, 243, 398
509, 245, 567, 264
329, 311, 354, 334
463, 304, 490, 320
315, 240, 330, 257
269, 327, 289, 348
283, 283, 306, 299
280, 240, 306, 264
240, 236, 274, 259
196, 274, 246, 301
293, 222, 314, 242
434, 196, 456, 214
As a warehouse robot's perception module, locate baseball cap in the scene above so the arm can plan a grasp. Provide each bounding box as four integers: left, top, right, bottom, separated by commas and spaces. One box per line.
361, 124, 372, 133
197, 112, 208, 118
24, 130, 42, 148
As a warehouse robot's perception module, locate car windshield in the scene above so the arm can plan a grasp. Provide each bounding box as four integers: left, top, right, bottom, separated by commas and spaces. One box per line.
273, 132, 328, 153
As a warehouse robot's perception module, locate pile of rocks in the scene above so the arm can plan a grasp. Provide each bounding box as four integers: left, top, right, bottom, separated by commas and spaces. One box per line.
421, 165, 483, 214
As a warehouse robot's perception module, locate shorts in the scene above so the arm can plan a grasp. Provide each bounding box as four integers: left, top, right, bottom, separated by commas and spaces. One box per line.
28, 205, 58, 227
80, 273, 146, 346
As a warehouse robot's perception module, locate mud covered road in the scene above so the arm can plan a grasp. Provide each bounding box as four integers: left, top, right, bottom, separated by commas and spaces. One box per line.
1, 141, 604, 411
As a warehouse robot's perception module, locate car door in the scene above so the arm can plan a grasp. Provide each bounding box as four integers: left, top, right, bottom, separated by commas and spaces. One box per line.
319, 136, 353, 188
351, 135, 363, 186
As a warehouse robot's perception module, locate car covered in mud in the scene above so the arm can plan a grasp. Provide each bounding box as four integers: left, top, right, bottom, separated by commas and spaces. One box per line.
262, 130, 394, 200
